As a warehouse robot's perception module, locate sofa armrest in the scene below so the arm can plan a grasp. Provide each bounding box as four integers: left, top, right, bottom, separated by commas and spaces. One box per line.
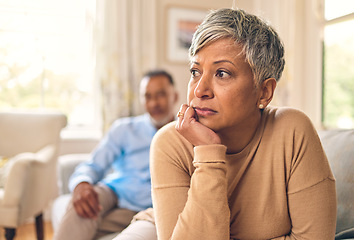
57, 154, 90, 195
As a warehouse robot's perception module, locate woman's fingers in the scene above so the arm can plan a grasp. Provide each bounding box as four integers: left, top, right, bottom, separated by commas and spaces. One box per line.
176, 104, 188, 119
176, 104, 197, 129
176, 104, 199, 139
175, 104, 221, 146
182, 106, 197, 124
176, 104, 188, 128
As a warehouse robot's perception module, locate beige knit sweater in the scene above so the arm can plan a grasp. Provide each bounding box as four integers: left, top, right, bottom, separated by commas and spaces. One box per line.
150, 106, 337, 240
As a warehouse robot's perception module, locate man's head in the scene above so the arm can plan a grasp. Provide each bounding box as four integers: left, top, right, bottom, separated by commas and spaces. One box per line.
140, 70, 178, 129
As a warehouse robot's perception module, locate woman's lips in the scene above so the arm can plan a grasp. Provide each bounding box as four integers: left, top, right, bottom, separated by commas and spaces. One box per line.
193, 107, 217, 117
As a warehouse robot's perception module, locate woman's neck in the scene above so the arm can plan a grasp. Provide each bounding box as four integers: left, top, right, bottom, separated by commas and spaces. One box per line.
219, 112, 262, 154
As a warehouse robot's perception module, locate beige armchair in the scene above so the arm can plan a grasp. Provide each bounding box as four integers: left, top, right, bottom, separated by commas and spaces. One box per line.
0, 111, 67, 240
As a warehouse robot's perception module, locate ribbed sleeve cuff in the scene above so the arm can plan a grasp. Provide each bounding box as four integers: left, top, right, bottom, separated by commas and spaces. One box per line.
193, 144, 227, 164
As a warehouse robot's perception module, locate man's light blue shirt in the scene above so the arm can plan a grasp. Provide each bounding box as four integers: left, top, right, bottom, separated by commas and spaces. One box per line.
69, 114, 157, 212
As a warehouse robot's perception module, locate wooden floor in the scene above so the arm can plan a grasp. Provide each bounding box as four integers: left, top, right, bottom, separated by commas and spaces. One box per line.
0, 222, 53, 240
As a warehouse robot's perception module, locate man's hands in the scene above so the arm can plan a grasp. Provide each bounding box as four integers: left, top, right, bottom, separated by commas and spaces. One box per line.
175, 104, 221, 146
72, 182, 102, 219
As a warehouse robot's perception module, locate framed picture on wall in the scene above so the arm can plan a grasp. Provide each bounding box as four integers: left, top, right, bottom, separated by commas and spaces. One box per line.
167, 7, 208, 63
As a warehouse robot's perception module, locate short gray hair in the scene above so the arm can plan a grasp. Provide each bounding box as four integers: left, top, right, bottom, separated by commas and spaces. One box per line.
189, 8, 285, 85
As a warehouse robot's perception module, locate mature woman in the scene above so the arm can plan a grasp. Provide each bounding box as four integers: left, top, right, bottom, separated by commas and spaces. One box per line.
150, 8, 337, 240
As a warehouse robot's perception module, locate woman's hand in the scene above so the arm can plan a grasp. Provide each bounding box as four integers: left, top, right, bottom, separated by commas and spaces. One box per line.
175, 104, 221, 146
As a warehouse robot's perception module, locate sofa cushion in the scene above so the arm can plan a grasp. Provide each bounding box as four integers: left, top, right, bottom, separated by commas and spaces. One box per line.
318, 129, 354, 234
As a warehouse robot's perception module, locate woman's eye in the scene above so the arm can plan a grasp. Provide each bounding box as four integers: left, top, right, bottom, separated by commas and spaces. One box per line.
190, 69, 200, 77
216, 70, 230, 78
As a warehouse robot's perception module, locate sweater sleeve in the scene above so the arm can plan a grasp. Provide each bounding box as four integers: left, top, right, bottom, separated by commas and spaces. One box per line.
270, 108, 337, 239
151, 126, 230, 240
270, 178, 336, 240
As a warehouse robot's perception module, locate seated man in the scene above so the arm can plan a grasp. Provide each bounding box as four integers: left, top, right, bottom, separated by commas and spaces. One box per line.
53, 69, 178, 240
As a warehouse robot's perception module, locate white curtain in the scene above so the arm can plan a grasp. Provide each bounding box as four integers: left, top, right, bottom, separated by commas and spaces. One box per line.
94, 0, 157, 131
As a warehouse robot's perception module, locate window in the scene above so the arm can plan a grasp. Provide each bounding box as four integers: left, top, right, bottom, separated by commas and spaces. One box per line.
0, 0, 100, 137
322, 0, 354, 129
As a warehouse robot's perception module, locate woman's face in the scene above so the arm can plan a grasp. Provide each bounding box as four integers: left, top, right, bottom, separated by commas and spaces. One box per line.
187, 38, 262, 134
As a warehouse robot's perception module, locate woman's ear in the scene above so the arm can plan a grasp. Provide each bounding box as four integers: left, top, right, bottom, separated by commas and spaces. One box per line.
258, 78, 276, 109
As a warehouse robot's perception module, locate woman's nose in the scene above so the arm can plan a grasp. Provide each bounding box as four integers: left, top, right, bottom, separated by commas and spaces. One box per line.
194, 75, 213, 99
